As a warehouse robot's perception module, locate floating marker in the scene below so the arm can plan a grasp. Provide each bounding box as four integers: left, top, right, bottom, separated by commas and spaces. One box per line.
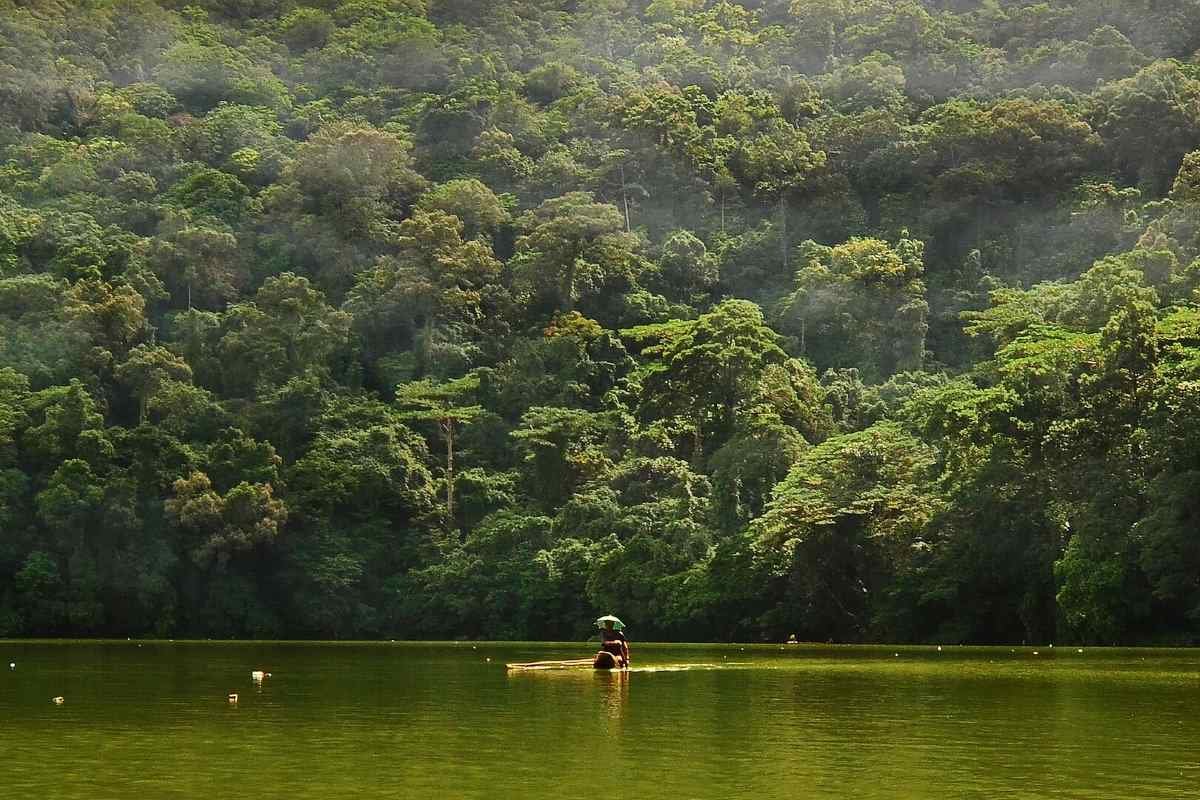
52, 696, 64, 705
228, 693, 238, 703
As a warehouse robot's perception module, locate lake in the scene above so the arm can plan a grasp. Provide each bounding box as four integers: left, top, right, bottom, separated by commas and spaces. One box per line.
2, 641, 1198, 798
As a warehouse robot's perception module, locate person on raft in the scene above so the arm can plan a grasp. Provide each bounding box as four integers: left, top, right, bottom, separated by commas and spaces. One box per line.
598, 617, 630, 667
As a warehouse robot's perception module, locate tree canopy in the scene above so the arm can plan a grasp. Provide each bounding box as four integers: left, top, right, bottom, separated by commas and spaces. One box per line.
2, 0, 1200, 644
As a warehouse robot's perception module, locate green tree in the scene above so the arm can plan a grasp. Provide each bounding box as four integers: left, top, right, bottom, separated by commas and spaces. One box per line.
0, 193, 41, 275
1092, 61, 1200, 194
652, 230, 718, 305
150, 220, 242, 310
344, 210, 501, 376
511, 193, 643, 315
727, 122, 826, 269
752, 423, 940, 641
416, 178, 510, 241
154, 39, 288, 112
287, 121, 427, 237
779, 236, 929, 380
510, 406, 616, 510
64, 278, 148, 358
166, 471, 286, 567
286, 415, 437, 633
396, 375, 483, 526
218, 273, 351, 396
114, 344, 194, 424
640, 299, 790, 465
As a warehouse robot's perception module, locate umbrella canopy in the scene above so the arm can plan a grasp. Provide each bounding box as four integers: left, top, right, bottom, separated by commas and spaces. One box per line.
595, 615, 625, 630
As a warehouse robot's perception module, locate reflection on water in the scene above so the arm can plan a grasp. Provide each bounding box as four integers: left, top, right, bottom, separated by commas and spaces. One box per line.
596, 669, 628, 726
1, 642, 1199, 800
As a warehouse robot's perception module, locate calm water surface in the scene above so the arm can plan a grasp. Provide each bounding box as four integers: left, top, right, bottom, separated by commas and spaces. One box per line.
1, 641, 1198, 799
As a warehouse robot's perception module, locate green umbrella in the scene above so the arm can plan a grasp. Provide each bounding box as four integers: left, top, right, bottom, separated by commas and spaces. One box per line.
595, 615, 625, 630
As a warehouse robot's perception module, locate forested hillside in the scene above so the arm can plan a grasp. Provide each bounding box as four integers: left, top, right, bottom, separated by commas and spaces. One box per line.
3, 0, 1200, 644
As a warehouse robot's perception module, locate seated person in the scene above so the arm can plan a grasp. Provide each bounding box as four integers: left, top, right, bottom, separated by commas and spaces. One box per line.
598, 618, 630, 667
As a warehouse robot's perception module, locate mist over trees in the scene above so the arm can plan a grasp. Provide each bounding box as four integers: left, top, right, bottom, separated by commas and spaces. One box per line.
3, 0, 1200, 643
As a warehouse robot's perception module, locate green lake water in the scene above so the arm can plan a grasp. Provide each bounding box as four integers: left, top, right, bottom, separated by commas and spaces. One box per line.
2, 641, 1199, 799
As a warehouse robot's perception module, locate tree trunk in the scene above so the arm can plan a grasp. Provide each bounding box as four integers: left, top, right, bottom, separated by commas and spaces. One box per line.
778, 195, 790, 272
422, 315, 434, 372
862, 192, 881, 229
561, 259, 577, 312
620, 163, 631, 234
442, 416, 455, 526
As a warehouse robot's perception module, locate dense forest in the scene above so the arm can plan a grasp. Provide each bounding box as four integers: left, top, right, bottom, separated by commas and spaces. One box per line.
3, 0, 1200, 644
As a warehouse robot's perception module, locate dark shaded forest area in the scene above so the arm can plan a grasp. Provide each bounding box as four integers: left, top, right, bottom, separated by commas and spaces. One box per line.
3, 0, 1200, 644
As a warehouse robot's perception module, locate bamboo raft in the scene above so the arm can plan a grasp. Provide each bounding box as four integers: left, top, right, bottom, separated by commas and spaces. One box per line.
506, 657, 621, 671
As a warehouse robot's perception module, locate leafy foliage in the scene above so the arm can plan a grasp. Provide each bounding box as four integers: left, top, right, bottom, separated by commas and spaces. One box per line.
3, 0, 1200, 644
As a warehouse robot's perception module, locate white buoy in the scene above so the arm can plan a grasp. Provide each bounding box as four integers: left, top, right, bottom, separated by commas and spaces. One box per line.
52, 696, 64, 705
8, 662, 13, 670
937, 645, 942, 652
250, 670, 271, 681
1033, 651, 1040, 656
228, 693, 239, 703
1077, 648, 1084, 654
